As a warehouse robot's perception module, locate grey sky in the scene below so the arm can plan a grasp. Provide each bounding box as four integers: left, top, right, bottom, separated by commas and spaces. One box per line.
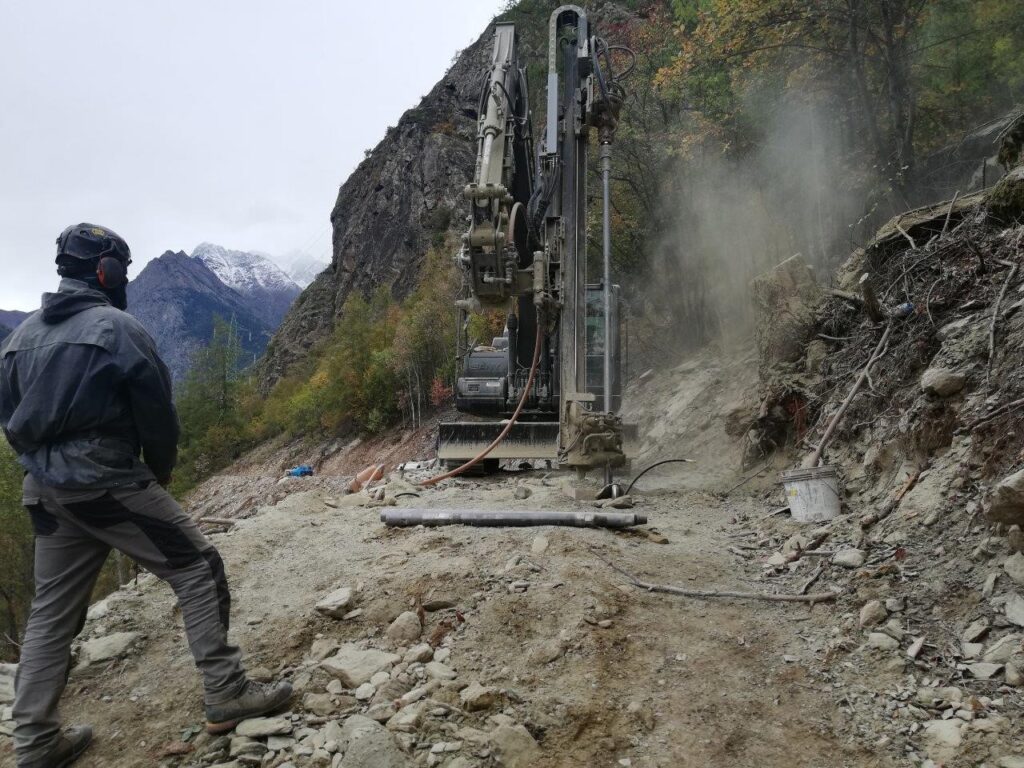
0, 0, 504, 310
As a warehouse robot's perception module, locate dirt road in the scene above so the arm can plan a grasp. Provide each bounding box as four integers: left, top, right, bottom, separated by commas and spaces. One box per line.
1, 470, 885, 768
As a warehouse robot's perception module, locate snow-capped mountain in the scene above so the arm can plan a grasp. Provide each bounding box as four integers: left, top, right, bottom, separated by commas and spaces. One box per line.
191, 243, 301, 326
128, 251, 274, 381
277, 249, 329, 288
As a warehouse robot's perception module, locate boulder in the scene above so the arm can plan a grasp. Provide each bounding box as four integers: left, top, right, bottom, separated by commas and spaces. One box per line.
316, 587, 355, 618
920, 367, 966, 397
867, 632, 899, 651
338, 715, 411, 768
989, 468, 1024, 527
322, 645, 401, 688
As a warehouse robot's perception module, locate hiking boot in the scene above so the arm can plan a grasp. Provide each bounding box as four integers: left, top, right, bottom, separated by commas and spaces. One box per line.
205, 679, 293, 733
17, 725, 93, 768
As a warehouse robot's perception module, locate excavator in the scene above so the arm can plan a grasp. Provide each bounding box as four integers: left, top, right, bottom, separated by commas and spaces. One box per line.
435, 5, 635, 485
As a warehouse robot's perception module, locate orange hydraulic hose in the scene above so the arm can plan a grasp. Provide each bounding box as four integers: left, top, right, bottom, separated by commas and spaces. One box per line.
421, 320, 544, 486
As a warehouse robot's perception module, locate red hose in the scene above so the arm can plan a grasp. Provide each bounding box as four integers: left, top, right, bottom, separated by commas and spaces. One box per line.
421, 321, 544, 486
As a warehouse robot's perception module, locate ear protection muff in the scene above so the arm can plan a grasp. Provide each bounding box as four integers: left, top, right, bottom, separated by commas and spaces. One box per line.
96, 256, 127, 289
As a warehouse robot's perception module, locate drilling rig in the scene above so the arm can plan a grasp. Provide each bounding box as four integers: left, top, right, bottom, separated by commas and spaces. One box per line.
437, 5, 634, 482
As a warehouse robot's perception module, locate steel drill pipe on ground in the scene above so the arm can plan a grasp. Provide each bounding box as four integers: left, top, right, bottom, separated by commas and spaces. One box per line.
380, 509, 647, 528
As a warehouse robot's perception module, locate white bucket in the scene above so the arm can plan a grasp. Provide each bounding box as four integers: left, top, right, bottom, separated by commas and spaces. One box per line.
780, 465, 841, 523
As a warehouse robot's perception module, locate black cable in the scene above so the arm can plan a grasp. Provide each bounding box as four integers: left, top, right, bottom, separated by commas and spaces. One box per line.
624, 459, 693, 496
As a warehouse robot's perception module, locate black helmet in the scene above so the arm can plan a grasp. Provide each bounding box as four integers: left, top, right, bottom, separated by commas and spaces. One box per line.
56, 223, 131, 265
55, 223, 132, 290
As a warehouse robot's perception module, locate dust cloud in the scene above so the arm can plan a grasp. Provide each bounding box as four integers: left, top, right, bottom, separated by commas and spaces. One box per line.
640, 95, 869, 357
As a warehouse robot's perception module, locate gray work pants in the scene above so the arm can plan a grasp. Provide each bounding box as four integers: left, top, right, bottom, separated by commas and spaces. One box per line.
13, 475, 247, 763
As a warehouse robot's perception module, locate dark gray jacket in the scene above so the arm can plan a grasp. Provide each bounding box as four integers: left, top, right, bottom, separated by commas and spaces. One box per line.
0, 278, 179, 489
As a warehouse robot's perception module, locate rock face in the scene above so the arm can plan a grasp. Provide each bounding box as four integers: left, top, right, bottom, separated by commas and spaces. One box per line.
128, 251, 273, 380
256, 29, 491, 385
76, 631, 141, 669
989, 468, 1024, 527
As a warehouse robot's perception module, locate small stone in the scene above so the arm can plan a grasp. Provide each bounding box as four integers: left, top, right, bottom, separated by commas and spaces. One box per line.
433, 648, 451, 663
859, 600, 888, 627
867, 632, 899, 651
404, 643, 433, 663
326, 679, 344, 695
354, 683, 376, 701
962, 642, 984, 658
782, 534, 810, 554
1005, 662, 1023, 686
315, 587, 355, 618
424, 662, 456, 681
988, 467, 1024, 527
1006, 593, 1024, 627
881, 619, 905, 640
338, 714, 410, 767
386, 612, 422, 644
267, 735, 295, 751
459, 682, 499, 712
963, 618, 990, 643
967, 662, 1003, 680
321, 645, 401, 688
369, 671, 391, 687
488, 724, 540, 768
997, 758, 1024, 768
303, 693, 336, 716
765, 552, 787, 567
907, 637, 926, 659
526, 638, 565, 666
513, 486, 531, 500
235, 717, 293, 738
921, 719, 963, 761
366, 702, 397, 722
984, 573, 999, 598
920, 367, 966, 397
833, 549, 867, 569
983, 634, 1022, 663
531, 535, 549, 555
310, 639, 341, 662
885, 597, 906, 613
1006, 554, 1024, 586
599, 494, 634, 509
386, 703, 424, 732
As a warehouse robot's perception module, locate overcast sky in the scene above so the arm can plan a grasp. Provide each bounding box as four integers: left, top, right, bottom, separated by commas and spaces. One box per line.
0, 0, 504, 310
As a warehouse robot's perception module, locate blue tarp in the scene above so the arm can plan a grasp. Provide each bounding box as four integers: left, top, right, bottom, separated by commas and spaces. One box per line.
287, 464, 314, 477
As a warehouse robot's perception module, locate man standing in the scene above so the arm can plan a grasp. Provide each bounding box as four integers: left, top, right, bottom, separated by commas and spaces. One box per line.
0, 224, 291, 768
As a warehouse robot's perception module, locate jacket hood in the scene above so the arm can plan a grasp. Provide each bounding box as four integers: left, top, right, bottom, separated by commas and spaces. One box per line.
41, 279, 112, 324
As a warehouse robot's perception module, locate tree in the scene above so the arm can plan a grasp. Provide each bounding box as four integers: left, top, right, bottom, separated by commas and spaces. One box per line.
0, 442, 33, 661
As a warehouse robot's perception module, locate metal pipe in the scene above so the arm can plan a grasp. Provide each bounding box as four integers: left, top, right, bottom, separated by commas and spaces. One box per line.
380, 508, 647, 528
600, 140, 613, 487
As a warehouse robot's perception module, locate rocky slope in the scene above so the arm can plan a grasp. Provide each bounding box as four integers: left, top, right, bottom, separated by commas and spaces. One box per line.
128, 251, 274, 381
192, 242, 301, 327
